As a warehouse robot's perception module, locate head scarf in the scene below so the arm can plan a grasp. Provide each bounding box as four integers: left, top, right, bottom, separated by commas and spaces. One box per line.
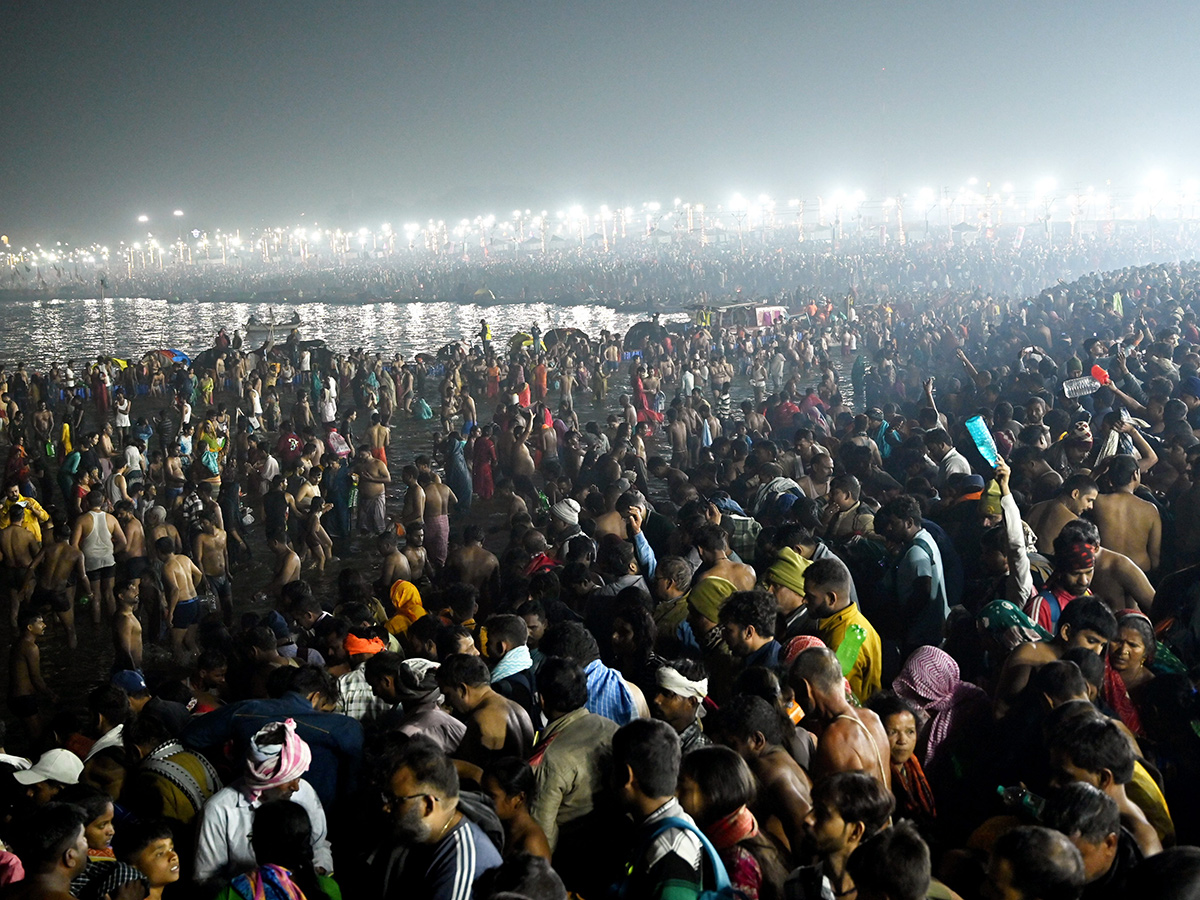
977, 600, 1052, 652
551, 498, 581, 525
768, 547, 811, 596
344, 634, 386, 657
243, 719, 312, 802
386, 580, 426, 635
655, 665, 708, 701
893, 647, 990, 770
393, 659, 443, 706
1055, 541, 1095, 572
783, 634, 827, 667
687, 576, 736, 624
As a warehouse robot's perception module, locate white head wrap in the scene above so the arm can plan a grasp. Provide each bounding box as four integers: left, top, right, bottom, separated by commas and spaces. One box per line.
656, 665, 708, 702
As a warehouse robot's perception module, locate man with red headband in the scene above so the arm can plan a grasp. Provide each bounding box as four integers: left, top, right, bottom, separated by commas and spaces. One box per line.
1025, 534, 1097, 633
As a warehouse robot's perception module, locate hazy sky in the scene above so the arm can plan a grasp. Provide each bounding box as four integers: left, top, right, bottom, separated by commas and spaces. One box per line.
5, 0, 1200, 241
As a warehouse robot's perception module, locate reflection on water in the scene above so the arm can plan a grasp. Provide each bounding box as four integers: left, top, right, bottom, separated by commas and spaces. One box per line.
0, 298, 686, 365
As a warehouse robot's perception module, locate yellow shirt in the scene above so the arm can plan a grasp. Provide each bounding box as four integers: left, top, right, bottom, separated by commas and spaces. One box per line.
0, 496, 50, 543
816, 602, 883, 703
1129, 759, 1175, 845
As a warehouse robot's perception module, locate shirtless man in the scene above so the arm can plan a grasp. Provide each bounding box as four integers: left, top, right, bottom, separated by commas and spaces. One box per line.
194, 514, 233, 625
113, 501, 148, 582
302, 495, 335, 574
8, 610, 55, 739
366, 413, 391, 465
33, 399, 55, 447
494, 478, 528, 522
401, 465, 426, 526
719, 694, 813, 856
590, 487, 628, 542
993, 598, 1116, 718
71, 490, 126, 624
28, 523, 86, 650
788, 647, 891, 790
164, 446, 187, 508
157, 535, 203, 662
1040, 520, 1150, 619
444, 524, 500, 610
436, 653, 535, 778
265, 532, 301, 598
354, 445, 391, 534
665, 409, 689, 469
0, 505, 40, 628
1090, 455, 1161, 572
1026, 474, 1099, 554
403, 523, 432, 585
693, 523, 756, 591
112, 577, 143, 671
374, 532, 412, 596
510, 425, 538, 507
420, 471, 456, 570
146, 505, 182, 555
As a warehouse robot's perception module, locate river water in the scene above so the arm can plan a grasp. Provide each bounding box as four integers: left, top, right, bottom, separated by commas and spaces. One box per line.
0, 298, 685, 364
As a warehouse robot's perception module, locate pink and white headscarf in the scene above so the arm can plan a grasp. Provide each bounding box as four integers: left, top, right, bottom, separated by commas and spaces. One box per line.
242, 718, 312, 802
893, 646, 989, 771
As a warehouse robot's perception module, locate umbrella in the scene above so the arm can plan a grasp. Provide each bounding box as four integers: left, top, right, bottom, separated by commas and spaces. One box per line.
623, 321, 667, 349
544, 327, 587, 350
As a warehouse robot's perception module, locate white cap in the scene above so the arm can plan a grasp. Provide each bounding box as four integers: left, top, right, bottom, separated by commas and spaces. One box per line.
13, 748, 83, 786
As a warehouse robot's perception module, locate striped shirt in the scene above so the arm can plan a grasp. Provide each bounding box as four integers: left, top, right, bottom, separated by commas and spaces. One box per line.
421, 815, 502, 900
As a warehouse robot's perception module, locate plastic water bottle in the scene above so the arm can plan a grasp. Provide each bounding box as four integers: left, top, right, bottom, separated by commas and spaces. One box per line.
1061, 364, 1111, 399
997, 784, 1045, 820
1062, 375, 1102, 398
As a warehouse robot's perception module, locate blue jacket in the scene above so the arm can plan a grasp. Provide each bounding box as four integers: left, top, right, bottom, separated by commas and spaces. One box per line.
181, 691, 363, 811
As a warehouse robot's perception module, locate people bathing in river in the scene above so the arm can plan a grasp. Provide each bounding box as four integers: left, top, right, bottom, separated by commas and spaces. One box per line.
1, 257, 1200, 897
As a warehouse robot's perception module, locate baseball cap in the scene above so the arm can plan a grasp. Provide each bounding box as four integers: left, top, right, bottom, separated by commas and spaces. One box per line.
111, 669, 148, 696
13, 748, 83, 786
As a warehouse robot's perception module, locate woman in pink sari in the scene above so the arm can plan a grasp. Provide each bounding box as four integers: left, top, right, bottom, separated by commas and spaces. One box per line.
472, 424, 498, 500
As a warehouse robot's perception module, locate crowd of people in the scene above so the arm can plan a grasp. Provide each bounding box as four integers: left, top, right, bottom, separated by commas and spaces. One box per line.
2, 250, 1200, 899
14, 225, 1200, 313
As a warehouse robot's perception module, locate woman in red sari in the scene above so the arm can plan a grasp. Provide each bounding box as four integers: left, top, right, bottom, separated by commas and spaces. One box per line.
472, 424, 498, 500
630, 365, 663, 427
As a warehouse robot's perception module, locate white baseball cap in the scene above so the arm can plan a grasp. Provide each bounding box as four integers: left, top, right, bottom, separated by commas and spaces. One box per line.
12, 748, 83, 786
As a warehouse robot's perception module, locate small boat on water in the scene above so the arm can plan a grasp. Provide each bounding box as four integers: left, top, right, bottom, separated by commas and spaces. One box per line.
243, 311, 301, 346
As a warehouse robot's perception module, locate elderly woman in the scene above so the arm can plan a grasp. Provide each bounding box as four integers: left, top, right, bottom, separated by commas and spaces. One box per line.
865, 692, 936, 834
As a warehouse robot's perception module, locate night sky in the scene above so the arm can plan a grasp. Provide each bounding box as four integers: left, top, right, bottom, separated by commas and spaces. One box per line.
4, 0, 1200, 241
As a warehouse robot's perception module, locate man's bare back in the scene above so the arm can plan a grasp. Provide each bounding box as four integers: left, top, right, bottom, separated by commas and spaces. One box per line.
1091, 547, 1155, 613
1092, 493, 1161, 571
811, 707, 892, 789
1027, 500, 1079, 554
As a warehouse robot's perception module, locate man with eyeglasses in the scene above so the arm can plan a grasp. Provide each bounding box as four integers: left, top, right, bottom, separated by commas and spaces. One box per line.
373, 735, 502, 899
